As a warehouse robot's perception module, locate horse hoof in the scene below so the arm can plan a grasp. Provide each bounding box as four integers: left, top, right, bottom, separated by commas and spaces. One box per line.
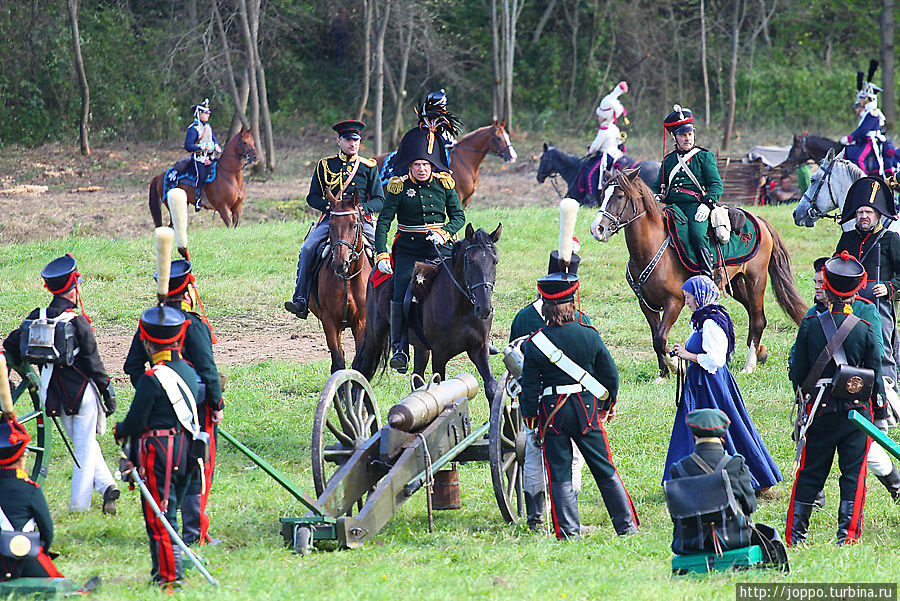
757, 344, 769, 364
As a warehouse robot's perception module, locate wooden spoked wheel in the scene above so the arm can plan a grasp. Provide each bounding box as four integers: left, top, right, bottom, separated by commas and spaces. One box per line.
489, 372, 524, 523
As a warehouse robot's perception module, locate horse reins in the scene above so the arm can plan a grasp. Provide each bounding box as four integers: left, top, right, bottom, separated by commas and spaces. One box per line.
432, 241, 494, 307
803, 158, 841, 223
211, 138, 256, 201
329, 209, 366, 281
595, 183, 647, 236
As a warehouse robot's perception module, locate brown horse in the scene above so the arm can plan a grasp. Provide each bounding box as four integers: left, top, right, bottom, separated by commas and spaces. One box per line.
149, 127, 258, 227
376, 121, 517, 208
352, 224, 502, 401
589, 169, 807, 378
310, 189, 372, 373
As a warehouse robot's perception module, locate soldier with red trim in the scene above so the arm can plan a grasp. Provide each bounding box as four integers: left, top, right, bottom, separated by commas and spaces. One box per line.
519, 272, 639, 539
115, 305, 199, 588
123, 259, 222, 546
787, 253, 884, 545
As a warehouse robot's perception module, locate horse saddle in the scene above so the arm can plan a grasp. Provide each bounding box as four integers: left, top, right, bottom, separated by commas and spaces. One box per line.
664, 206, 761, 274
844, 139, 900, 176
163, 159, 218, 199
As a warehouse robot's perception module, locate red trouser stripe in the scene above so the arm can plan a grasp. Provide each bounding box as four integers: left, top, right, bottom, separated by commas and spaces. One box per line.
785, 405, 813, 546
144, 441, 177, 582
846, 434, 872, 543
35, 549, 62, 578
199, 415, 217, 544
542, 452, 563, 540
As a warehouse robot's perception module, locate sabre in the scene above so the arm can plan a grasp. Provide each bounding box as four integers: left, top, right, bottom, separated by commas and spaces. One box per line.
791, 384, 827, 478
50, 414, 81, 469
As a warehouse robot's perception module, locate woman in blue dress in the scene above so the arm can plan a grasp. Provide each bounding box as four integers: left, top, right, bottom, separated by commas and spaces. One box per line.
663, 275, 781, 491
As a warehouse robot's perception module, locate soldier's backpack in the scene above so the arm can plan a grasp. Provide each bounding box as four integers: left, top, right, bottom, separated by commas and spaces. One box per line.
17, 309, 78, 367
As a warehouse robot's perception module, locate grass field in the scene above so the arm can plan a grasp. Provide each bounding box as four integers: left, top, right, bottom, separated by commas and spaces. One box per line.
1, 203, 899, 600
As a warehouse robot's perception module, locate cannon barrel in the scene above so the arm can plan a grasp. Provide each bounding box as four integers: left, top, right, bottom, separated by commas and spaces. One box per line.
388, 373, 479, 432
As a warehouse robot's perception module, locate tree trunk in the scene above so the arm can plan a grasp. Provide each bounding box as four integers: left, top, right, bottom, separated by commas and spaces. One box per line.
373, 0, 391, 155
700, 0, 710, 127
66, 0, 90, 155
356, 0, 372, 121
491, 0, 502, 121
565, 0, 580, 114
721, 0, 741, 152
188, 0, 197, 26
249, 0, 275, 171
213, 0, 249, 132
237, 0, 265, 173
529, 0, 557, 51
229, 68, 251, 137
501, 0, 520, 126
391, 8, 413, 145
882, 0, 896, 127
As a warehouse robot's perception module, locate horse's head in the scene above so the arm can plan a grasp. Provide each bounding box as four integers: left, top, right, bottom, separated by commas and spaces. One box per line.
328, 188, 364, 279
793, 149, 863, 228
233, 127, 259, 165
537, 143, 557, 183
783, 132, 807, 174
456, 223, 501, 320
590, 167, 649, 242
489, 121, 517, 163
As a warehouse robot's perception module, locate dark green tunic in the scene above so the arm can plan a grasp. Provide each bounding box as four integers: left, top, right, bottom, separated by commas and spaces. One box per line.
0, 468, 54, 551
509, 301, 590, 342
116, 354, 200, 439
307, 153, 384, 216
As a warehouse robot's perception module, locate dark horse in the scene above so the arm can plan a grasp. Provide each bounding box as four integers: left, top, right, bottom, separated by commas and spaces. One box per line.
536, 143, 660, 206
590, 169, 807, 377
149, 127, 258, 227
311, 189, 373, 374
377, 122, 517, 208
352, 224, 502, 401
782, 132, 842, 174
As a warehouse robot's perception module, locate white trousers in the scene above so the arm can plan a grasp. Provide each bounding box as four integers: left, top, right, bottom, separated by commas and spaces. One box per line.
523, 425, 583, 496
57, 385, 116, 511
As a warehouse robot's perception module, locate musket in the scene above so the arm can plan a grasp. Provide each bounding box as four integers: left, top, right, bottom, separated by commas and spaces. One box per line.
791, 383, 828, 478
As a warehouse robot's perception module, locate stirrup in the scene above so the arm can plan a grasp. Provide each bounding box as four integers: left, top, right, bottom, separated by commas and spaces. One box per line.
389, 347, 408, 373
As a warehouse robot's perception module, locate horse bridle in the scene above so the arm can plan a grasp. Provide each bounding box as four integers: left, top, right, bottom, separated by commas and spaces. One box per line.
432, 241, 495, 306
329, 209, 365, 280
220, 137, 257, 170
596, 183, 647, 235
803, 158, 841, 223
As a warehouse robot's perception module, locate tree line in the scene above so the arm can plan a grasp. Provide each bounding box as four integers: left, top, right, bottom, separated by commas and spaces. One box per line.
0, 0, 895, 160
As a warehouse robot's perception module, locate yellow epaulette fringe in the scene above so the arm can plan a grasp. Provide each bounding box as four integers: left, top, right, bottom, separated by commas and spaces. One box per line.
387, 175, 408, 195
358, 156, 377, 168
435, 172, 455, 189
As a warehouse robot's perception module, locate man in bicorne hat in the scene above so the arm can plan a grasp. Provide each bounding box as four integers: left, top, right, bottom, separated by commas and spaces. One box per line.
184, 99, 221, 211
787, 252, 884, 546
650, 105, 724, 280
285, 120, 383, 319
520, 272, 639, 539
2, 255, 119, 515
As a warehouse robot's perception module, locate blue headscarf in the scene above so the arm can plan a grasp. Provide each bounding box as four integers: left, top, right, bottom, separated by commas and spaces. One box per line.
682, 276, 736, 361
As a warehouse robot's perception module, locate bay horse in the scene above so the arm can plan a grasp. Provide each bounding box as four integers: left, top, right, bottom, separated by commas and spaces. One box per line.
537, 143, 660, 206
310, 189, 372, 374
782, 132, 842, 174
376, 122, 517, 208
149, 127, 258, 227
590, 169, 807, 377
352, 224, 502, 401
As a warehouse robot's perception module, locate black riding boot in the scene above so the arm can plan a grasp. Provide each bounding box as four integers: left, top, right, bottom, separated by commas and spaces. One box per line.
788, 501, 814, 546
284, 251, 310, 319
597, 476, 639, 535
699, 247, 717, 281
876, 466, 900, 502
836, 500, 857, 545
194, 185, 204, 211
181, 493, 202, 545
525, 491, 546, 532
389, 301, 408, 373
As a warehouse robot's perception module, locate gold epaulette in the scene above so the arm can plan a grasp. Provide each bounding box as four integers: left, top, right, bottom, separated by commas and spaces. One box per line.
434, 171, 455, 189
387, 175, 408, 195
358, 156, 377, 168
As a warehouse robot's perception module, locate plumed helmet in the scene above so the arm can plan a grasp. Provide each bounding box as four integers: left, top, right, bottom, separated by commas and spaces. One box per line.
393, 127, 450, 173
823, 251, 867, 298
855, 60, 882, 107
664, 104, 694, 136
596, 81, 628, 124
41, 254, 79, 295
0, 417, 31, 466
139, 305, 187, 347
840, 176, 896, 223
426, 89, 448, 108
192, 98, 211, 118
547, 251, 581, 275
537, 272, 579, 305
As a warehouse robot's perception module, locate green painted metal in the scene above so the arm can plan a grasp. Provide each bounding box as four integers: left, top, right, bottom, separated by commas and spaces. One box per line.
671, 545, 765, 575
0, 577, 78, 598
219, 428, 322, 515
848, 410, 900, 462
407, 419, 489, 488
11, 365, 51, 485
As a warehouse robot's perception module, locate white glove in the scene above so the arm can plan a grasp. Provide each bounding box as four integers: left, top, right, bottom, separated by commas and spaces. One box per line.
426, 231, 445, 245
694, 204, 711, 222
214, 143, 222, 153
377, 259, 393, 275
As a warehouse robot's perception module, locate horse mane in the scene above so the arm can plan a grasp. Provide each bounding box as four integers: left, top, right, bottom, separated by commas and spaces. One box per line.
616, 171, 663, 220
456, 125, 491, 144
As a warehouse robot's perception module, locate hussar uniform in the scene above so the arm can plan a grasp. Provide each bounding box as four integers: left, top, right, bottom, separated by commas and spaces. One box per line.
843, 61, 889, 176
183, 99, 221, 210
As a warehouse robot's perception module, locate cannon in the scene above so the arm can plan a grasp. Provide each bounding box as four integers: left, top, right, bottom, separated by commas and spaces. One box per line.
1, 356, 54, 484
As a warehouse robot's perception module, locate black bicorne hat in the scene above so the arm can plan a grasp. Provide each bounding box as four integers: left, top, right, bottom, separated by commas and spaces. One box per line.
547, 251, 581, 275
139, 306, 187, 347
663, 104, 695, 136
823, 251, 867, 297
537, 272, 580, 305
393, 127, 450, 173
686, 408, 731, 438
332, 120, 365, 140
840, 176, 896, 223
153, 259, 193, 296
41, 254, 79, 295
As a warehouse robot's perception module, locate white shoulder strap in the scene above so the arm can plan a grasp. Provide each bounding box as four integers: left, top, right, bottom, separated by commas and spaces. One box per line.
530, 331, 609, 400
531, 299, 544, 319
152, 365, 200, 437
666, 147, 702, 187
0, 505, 35, 533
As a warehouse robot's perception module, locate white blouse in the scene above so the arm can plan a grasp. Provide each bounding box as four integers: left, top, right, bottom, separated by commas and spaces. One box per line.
695, 319, 728, 374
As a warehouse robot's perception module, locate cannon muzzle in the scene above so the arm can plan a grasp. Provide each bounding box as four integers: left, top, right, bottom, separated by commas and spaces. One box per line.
388, 373, 479, 432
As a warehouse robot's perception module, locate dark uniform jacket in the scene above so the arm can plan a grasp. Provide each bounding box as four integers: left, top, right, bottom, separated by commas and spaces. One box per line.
650, 148, 723, 207
789, 305, 884, 417
116, 353, 200, 440
520, 321, 618, 434
307, 153, 384, 216
3, 297, 110, 416
509, 301, 590, 342
835, 226, 900, 299
375, 173, 466, 256
0, 467, 53, 551
123, 301, 222, 411
789, 299, 882, 368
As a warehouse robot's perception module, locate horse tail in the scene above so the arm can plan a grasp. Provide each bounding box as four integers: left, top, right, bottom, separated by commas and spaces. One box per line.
763, 218, 808, 324
149, 176, 163, 227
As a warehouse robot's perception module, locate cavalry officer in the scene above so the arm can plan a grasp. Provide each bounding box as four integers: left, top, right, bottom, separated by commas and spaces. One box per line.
787, 253, 884, 546
650, 105, 724, 280
588, 81, 628, 165
2, 255, 119, 514
375, 122, 466, 373
520, 272, 639, 539
184, 99, 221, 211
285, 120, 383, 320
115, 306, 199, 589
123, 260, 222, 545
842, 62, 888, 175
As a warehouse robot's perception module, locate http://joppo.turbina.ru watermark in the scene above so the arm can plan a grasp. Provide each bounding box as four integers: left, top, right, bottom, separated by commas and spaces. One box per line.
736, 584, 897, 601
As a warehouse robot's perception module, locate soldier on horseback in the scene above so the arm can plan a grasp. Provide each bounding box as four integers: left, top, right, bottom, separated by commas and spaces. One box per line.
588, 81, 628, 168
650, 105, 724, 280
375, 107, 466, 373
285, 120, 383, 319
840, 60, 894, 177
184, 99, 221, 212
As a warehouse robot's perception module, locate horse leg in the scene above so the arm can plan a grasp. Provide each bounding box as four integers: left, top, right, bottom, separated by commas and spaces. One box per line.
653, 301, 684, 382
215, 199, 233, 227
732, 270, 768, 374
351, 285, 390, 380
149, 178, 164, 227
467, 344, 498, 404
321, 317, 346, 374
231, 197, 244, 227
413, 347, 431, 380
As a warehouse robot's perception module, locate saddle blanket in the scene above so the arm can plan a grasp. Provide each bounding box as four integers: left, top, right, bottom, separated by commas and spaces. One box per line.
163, 158, 218, 201
664, 207, 761, 273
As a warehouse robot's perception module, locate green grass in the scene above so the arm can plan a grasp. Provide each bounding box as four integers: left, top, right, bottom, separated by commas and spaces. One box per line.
2, 205, 899, 600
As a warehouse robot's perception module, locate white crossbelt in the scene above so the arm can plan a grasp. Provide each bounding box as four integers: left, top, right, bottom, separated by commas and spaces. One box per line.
530, 331, 609, 400
542, 383, 585, 397
0, 507, 35, 533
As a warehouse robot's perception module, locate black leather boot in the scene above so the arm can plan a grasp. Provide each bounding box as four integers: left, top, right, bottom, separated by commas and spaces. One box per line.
876, 466, 900, 502
699, 247, 717, 281
597, 476, 639, 535
788, 501, 814, 546
194, 186, 204, 211
525, 491, 545, 532
836, 499, 857, 545
389, 301, 408, 373
813, 488, 826, 510
549, 482, 581, 540
181, 493, 202, 545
